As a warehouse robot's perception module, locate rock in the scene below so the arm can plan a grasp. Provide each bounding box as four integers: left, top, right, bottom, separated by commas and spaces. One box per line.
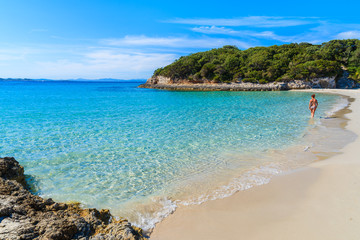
146, 76, 172, 85
310, 77, 336, 88
285, 80, 312, 89
0, 157, 26, 186
0, 157, 146, 240
139, 75, 340, 91
139, 72, 360, 91
336, 71, 357, 89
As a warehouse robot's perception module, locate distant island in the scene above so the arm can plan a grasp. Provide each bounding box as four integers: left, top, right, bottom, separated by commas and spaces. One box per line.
139, 39, 360, 91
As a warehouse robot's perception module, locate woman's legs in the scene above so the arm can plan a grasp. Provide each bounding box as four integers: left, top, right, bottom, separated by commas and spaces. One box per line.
311, 107, 316, 118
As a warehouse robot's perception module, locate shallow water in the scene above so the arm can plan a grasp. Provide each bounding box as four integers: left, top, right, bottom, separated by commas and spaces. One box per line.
0, 80, 348, 230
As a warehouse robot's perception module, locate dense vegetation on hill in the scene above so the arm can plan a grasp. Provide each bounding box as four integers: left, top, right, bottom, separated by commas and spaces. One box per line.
153, 39, 360, 84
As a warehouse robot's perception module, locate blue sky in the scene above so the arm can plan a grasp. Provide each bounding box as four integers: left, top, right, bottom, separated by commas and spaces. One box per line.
1, 0, 360, 79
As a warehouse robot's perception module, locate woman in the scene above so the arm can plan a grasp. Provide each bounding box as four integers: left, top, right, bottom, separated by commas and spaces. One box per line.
309, 94, 318, 118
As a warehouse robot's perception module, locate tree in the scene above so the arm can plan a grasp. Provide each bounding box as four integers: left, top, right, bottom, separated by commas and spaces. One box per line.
152, 40, 360, 83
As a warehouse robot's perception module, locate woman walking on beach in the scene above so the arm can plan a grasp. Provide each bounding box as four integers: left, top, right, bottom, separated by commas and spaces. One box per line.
309, 94, 318, 118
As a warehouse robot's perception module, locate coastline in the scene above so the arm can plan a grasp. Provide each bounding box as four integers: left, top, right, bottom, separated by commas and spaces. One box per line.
0, 157, 146, 240
138, 80, 326, 91
139, 72, 359, 91
139, 82, 290, 91
151, 89, 360, 240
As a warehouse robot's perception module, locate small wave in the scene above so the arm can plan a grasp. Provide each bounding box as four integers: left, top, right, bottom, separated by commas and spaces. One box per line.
129, 165, 283, 231
325, 96, 349, 117
132, 197, 177, 232
179, 165, 282, 206
128, 94, 351, 232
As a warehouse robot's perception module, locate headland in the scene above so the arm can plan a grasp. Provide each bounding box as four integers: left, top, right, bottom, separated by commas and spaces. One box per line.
139, 40, 360, 91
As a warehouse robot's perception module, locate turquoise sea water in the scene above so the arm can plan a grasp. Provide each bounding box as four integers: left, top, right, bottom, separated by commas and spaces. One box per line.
0, 80, 344, 229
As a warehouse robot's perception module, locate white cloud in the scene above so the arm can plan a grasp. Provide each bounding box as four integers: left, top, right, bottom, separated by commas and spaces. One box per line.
192, 26, 277, 38
102, 35, 253, 49
33, 50, 176, 79
85, 50, 176, 73
0, 45, 178, 79
192, 26, 239, 35
336, 31, 360, 39
190, 22, 360, 44
103, 36, 184, 47
191, 26, 299, 43
167, 16, 314, 28
4, 16, 360, 80
0, 34, 255, 79
174, 17, 360, 44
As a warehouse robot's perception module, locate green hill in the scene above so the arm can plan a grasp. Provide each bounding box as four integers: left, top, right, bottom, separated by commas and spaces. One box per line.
153, 39, 360, 84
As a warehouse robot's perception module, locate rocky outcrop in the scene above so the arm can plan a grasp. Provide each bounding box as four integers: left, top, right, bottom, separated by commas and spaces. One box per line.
139, 81, 287, 91
145, 76, 173, 85
0, 157, 26, 187
139, 75, 341, 91
336, 71, 360, 89
0, 157, 145, 240
310, 77, 336, 88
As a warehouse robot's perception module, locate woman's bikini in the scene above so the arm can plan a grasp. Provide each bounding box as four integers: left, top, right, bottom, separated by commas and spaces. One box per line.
310, 100, 316, 109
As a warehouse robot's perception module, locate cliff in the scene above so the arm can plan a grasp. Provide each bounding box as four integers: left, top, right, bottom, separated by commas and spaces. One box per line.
0, 157, 146, 240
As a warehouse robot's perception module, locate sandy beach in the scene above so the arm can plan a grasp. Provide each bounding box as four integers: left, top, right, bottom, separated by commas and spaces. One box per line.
151, 89, 360, 240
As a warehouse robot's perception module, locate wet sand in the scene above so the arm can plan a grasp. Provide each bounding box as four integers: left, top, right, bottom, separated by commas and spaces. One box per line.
151, 89, 360, 240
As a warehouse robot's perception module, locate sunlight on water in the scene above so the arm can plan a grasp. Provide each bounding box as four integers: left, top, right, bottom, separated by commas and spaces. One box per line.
0, 80, 343, 229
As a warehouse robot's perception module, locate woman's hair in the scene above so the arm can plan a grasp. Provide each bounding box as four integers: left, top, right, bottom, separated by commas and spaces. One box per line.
311, 94, 315, 98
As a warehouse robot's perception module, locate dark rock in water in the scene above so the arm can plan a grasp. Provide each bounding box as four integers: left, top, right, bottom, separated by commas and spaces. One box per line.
0, 157, 146, 240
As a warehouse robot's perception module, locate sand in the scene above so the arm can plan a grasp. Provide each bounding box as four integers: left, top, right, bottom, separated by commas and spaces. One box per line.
151, 89, 360, 240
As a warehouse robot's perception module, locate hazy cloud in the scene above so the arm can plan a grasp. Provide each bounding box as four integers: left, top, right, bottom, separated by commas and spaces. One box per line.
190, 21, 360, 44
2, 16, 360, 79
0, 45, 177, 79
336, 30, 360, 39
167, 16, 314, 28
35, 50, 177, 79
192, 26, 281, 39
102, 35, 253, 49
192, 26, 240, 35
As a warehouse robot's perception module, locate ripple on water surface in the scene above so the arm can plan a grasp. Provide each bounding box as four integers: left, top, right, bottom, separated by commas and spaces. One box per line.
0, 81, 347, 230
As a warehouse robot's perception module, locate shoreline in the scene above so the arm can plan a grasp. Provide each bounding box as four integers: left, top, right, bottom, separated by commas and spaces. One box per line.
151, 89, 360, 240
139, 81, 314, 91
0, 157, 146, 240
139, 82, 289, 91
139, 74, 359, 91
